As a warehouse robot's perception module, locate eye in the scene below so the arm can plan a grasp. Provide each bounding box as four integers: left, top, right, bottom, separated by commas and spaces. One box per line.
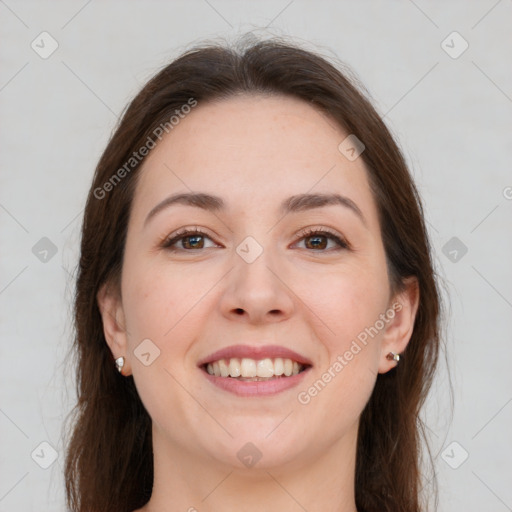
293, 227, 350, 251
162, 227, 219, 251
161, 226, 350, 253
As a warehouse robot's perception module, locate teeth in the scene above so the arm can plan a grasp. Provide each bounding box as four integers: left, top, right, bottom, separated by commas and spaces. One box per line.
241, 358, 257, 377
274, 357, 284, 376
228, 357, 241, 377
218, 359, 229, 377
205, 357, 305, 378
256, 358, 274, 378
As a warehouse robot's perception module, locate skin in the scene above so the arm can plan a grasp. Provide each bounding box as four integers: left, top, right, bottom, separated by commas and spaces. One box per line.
98, 94, 419, 512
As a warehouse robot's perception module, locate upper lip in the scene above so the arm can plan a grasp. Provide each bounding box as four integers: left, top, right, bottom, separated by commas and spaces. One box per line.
197, 345, 313, 367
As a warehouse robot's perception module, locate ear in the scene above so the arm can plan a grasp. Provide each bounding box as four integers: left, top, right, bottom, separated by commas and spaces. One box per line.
378, 276, 420, 374
97, 281, 132, 376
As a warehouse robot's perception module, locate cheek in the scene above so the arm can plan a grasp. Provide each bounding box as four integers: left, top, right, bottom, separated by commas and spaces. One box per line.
121, 257, 207, 344
294, 259, 389, 427
120, 261, 205, 430
305, 260, 390, 347
295, 272, 387, 435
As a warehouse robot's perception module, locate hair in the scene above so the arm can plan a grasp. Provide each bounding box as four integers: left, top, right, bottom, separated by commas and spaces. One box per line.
64, 35, 443, 512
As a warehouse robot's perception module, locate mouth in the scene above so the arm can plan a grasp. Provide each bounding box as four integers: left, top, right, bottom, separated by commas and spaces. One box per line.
197, 345, 312, 396
201, 357, 310, 381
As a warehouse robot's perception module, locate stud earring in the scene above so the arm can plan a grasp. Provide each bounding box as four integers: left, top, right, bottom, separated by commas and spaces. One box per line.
115, 356, 125, 373
386, 352, 400, 363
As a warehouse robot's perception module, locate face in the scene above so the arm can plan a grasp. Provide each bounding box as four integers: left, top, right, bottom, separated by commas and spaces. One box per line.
99, 94, 418, 472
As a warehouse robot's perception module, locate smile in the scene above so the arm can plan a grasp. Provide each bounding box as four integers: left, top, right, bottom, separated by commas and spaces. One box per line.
198, 345, 313, 396
204, 357, 307, 380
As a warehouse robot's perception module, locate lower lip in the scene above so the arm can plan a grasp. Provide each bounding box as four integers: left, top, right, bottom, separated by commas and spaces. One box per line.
200, 367, 311, 397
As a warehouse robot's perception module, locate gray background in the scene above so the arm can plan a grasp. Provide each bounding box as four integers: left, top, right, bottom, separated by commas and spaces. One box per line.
1, 1, 511, 510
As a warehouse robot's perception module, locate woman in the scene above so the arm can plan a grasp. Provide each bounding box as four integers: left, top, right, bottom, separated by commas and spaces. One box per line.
64, 35, 442, 512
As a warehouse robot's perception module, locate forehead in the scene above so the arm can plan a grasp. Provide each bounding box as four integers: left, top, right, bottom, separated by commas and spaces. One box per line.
131, 94, 378, 228
149, 93, 346, 168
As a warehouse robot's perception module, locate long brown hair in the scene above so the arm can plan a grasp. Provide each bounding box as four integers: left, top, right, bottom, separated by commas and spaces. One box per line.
64, 35, 443, 512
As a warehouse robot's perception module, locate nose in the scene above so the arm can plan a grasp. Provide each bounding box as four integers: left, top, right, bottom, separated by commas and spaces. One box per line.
219, 244, 295, 325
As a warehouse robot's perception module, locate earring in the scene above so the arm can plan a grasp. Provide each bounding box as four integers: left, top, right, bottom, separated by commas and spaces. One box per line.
386, 352, 400, 363
115, 356, 125, 373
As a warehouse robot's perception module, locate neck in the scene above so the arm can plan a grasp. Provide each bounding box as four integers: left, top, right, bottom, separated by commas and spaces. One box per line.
139, 423, 359, 512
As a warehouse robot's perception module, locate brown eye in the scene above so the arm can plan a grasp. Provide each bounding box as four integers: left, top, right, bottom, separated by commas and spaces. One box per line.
295, 229, 349, 251
163, 228, 218, 251
179, 234, 205, 249
304, 234, 329, 250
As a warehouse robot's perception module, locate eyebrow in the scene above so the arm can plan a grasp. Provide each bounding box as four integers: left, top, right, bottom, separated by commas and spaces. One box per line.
144, 191, 367, 227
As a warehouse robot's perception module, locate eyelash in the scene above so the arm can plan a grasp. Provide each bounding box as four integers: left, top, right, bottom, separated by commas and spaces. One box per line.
161, 226, 350, 252
297, 227, 350, 251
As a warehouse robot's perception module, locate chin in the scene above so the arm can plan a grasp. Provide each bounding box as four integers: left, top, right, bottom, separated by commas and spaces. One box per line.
203, 427, 307, 471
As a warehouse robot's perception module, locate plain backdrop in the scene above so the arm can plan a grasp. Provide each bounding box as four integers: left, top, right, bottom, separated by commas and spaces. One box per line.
1, 1, 511, 510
